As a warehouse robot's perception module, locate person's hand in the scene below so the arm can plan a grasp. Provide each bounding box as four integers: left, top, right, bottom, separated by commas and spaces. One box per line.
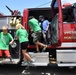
46, 28, 48, 31
9, 40, 14, 45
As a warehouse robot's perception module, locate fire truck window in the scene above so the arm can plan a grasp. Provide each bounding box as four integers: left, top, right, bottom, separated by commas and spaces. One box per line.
73, 3, 76, 22
63, 8, 75, 23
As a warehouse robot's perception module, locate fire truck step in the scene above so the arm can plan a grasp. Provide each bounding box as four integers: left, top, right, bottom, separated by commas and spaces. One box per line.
0, 58, 20, 64
27, 52, 49, 66
58, 63, 76, 67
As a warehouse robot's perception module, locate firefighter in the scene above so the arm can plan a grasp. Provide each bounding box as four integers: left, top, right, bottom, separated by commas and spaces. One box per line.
15, 24, 34, 65
0, 26, 14, 61
28, 16, 47, 52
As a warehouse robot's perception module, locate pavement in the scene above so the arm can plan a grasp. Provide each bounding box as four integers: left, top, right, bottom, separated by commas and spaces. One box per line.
0, 65, 76, 75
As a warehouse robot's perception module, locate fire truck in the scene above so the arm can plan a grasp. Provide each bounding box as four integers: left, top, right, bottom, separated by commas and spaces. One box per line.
0, 0, 76, 67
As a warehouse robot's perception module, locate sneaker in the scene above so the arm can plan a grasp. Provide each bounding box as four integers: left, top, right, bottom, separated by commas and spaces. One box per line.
28, 58, 35, 63
28, 61, 35, 66
42, 45, 47, 52
28, 63, 35, 66
10, 59, 14, 62
34, 50, 40, 53
10, 58, 14, 62
21, 61, 28, 66
31, 59, 35, 63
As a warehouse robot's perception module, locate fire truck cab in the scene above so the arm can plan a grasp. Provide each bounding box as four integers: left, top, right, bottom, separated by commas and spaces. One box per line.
22, 0, 76, 67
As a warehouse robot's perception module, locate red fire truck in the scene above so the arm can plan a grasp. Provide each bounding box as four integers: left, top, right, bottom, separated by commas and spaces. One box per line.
0, 0, 76, 67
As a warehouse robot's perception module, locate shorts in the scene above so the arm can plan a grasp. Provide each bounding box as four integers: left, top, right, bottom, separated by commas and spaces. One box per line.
32, 30, 42, 43
0, 50, 11, 58
21, 41, 29, 50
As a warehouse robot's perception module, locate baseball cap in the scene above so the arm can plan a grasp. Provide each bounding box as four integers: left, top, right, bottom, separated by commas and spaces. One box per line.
39, 15, 44, 18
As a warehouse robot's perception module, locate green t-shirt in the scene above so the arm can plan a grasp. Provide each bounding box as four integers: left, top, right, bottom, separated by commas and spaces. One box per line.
28, 18, 41, 32
0, 32, 13, 50
16, 28, 29, 43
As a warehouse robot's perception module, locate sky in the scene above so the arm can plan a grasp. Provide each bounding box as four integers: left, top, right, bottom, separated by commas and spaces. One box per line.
0, 0, 76, 15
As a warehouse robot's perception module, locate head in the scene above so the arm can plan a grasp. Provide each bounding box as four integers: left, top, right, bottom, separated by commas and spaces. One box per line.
29, 16, 34, 20
39, 15, 44, 21
2, 26, 8, 34
16, 23, 24, 30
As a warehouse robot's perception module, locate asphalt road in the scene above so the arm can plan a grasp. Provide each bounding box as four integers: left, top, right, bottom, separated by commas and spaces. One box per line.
0, 65, 76, 75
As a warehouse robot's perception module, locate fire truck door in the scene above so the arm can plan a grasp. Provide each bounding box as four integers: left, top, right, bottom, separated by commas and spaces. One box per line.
51, 14, 58, 44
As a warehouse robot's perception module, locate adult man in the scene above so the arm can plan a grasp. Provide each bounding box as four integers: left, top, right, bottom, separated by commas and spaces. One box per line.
28, 16, 47, 52
0, 26, 14, 61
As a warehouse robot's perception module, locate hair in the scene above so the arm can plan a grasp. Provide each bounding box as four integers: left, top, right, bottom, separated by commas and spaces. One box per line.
29, 16, 34, 20
2, 26, 8, 30
16, 24, 24, 30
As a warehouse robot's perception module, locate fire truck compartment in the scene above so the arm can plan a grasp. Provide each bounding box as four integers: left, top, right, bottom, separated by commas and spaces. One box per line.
56, 50, 76, 66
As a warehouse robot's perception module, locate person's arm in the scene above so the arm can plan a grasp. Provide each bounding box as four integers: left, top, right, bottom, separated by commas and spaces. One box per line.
9, 40, 14, 45
46, 21, 50, 31
13, 34, 18, 40
46, 24, 49, 31
8, 33, 14, 45
15, 30, 19, 40
28, 20, 34, 33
